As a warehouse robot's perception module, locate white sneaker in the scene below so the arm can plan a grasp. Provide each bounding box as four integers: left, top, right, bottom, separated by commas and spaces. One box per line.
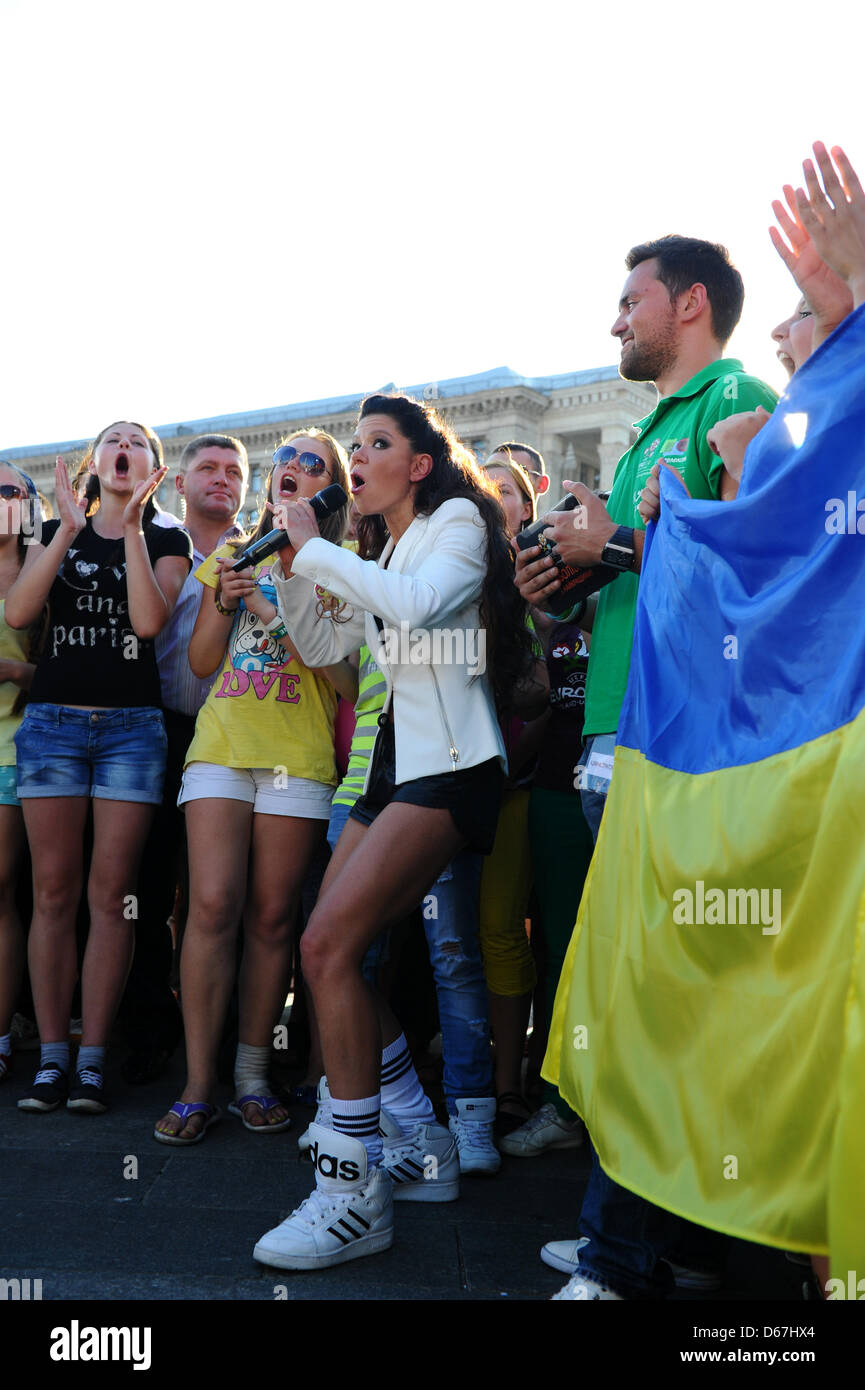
448, 1098, 501, 1176
552, 1271, 623, 1301
253, 1123, 393, 1270
542, 1237, 721, 1292
499, 1103, 585, 1157
382, 1119, 460, 1202
297, 1076, 332, 1152
541, 1236, 590, 1274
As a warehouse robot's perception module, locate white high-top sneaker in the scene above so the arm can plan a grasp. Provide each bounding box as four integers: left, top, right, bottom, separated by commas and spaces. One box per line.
297, 1076, 332, 1152
253, 1122, 393, 1270
382, 1118, 460, 1202
447, 1097, 501, 1176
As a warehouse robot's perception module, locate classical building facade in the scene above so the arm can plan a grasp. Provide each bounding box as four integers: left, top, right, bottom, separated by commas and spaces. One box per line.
3, 365, 655, 528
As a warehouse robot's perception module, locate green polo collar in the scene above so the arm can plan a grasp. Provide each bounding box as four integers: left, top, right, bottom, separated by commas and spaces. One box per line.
634, 357, 744, 431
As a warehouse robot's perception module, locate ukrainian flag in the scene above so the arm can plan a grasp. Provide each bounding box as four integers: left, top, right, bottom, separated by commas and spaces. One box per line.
544, 306, 865, 1275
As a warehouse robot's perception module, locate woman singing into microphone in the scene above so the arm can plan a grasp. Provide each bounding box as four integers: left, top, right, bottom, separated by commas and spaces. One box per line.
253, 393, 537, 1271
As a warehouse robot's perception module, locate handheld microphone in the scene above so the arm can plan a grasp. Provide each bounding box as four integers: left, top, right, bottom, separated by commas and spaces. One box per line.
228, 484, 347, 572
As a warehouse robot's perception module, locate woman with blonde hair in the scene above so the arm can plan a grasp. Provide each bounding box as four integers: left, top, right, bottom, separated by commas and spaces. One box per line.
154, 429, 352, 1144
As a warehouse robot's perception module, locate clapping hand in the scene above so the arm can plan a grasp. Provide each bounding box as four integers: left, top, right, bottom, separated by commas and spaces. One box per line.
122, 467, 168, 531
54, 457, 88, 537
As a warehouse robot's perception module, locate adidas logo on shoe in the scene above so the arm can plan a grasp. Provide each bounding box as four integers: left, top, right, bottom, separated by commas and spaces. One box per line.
253, 1122, 393, 1271
309, 1138, 362, 1185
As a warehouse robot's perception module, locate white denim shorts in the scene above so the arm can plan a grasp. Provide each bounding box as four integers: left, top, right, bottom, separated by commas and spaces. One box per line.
179, 762, 334, 819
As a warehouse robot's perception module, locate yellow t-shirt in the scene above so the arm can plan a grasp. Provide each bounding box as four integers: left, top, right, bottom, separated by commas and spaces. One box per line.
0, 598, 28, 767
185, 544, 338, 784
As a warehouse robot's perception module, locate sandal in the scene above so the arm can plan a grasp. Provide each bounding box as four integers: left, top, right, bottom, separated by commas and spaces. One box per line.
228, 1093, 292, 1134
154, 1101, 222, 1146
0, 1052, 11, 1083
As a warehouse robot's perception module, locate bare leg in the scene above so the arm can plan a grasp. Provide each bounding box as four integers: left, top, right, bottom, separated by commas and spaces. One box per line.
236, 813, 325, 1126
21, 797, 89, 1044
81, 798, 155, 1047
0, 805, 25, 1038
300, 985, 324, 1088
155, 797, 252, 1140
301, 804, 466, 1101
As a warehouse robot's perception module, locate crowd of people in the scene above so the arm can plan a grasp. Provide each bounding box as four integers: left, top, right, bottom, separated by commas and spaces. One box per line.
1, 139, 863, 1295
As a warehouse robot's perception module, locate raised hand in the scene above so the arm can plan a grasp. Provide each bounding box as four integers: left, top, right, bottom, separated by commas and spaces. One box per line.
706, 408, 771, 484
769, 183, 853, 346
793, 143, 865, 309
122, 466, 168, 531
54, 456, 88, 537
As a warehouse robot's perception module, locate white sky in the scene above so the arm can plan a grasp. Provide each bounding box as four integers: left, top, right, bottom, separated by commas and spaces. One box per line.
1, 0, 861, 450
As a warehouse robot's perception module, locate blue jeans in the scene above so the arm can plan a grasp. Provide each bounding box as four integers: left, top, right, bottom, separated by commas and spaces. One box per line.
577, 734, 728, 1298
328, 803, 491, 1110
422, 849, 492, 1113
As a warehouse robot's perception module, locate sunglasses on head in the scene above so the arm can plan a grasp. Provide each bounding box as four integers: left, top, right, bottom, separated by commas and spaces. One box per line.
272, 444, 330, 477
0, 484, 27, 500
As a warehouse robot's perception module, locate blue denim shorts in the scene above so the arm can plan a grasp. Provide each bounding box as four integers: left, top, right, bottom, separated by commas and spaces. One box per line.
0, 764, 20, 806
14, 704, 168, 804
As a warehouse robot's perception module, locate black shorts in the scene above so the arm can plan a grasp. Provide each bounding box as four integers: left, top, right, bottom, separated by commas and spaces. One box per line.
349, 719, 504, 854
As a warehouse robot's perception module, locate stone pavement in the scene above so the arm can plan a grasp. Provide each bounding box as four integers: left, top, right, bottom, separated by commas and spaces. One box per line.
1, 1049, 807, 1305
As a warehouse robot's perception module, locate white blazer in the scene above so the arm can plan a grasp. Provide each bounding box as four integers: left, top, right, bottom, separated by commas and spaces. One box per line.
272, 498, 507, 787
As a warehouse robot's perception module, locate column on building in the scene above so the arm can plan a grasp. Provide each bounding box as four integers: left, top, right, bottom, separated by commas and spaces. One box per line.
597, 424, 632, 492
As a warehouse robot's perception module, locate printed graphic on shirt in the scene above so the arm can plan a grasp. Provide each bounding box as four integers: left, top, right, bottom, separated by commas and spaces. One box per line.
188, 547, 337, 780
632, 437, 692, 512
213, 565, 301, 705
548, 634, 589, 710
232, 609, 286, 674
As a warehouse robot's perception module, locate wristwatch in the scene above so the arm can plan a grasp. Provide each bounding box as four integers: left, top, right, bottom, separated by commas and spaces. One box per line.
600, 525, 637, 572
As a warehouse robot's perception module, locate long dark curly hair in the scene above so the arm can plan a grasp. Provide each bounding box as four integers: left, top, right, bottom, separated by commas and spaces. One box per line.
354, 393, 535, 715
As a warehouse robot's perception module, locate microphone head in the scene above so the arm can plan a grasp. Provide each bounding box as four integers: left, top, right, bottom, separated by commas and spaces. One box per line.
310, 483, 348, 519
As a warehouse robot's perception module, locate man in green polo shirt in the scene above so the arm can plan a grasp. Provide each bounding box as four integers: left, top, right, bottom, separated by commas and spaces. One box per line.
519, 235, 777, 831
516, 236, 779, 1300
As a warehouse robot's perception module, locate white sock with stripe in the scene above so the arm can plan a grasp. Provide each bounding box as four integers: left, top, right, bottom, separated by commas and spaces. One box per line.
330, 1093, 383, 1168
380, 1033, 435, 1134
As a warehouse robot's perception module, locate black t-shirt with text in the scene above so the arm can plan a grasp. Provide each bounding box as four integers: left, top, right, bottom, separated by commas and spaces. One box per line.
29, 518, 193, 709
534, 621, 590, 794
